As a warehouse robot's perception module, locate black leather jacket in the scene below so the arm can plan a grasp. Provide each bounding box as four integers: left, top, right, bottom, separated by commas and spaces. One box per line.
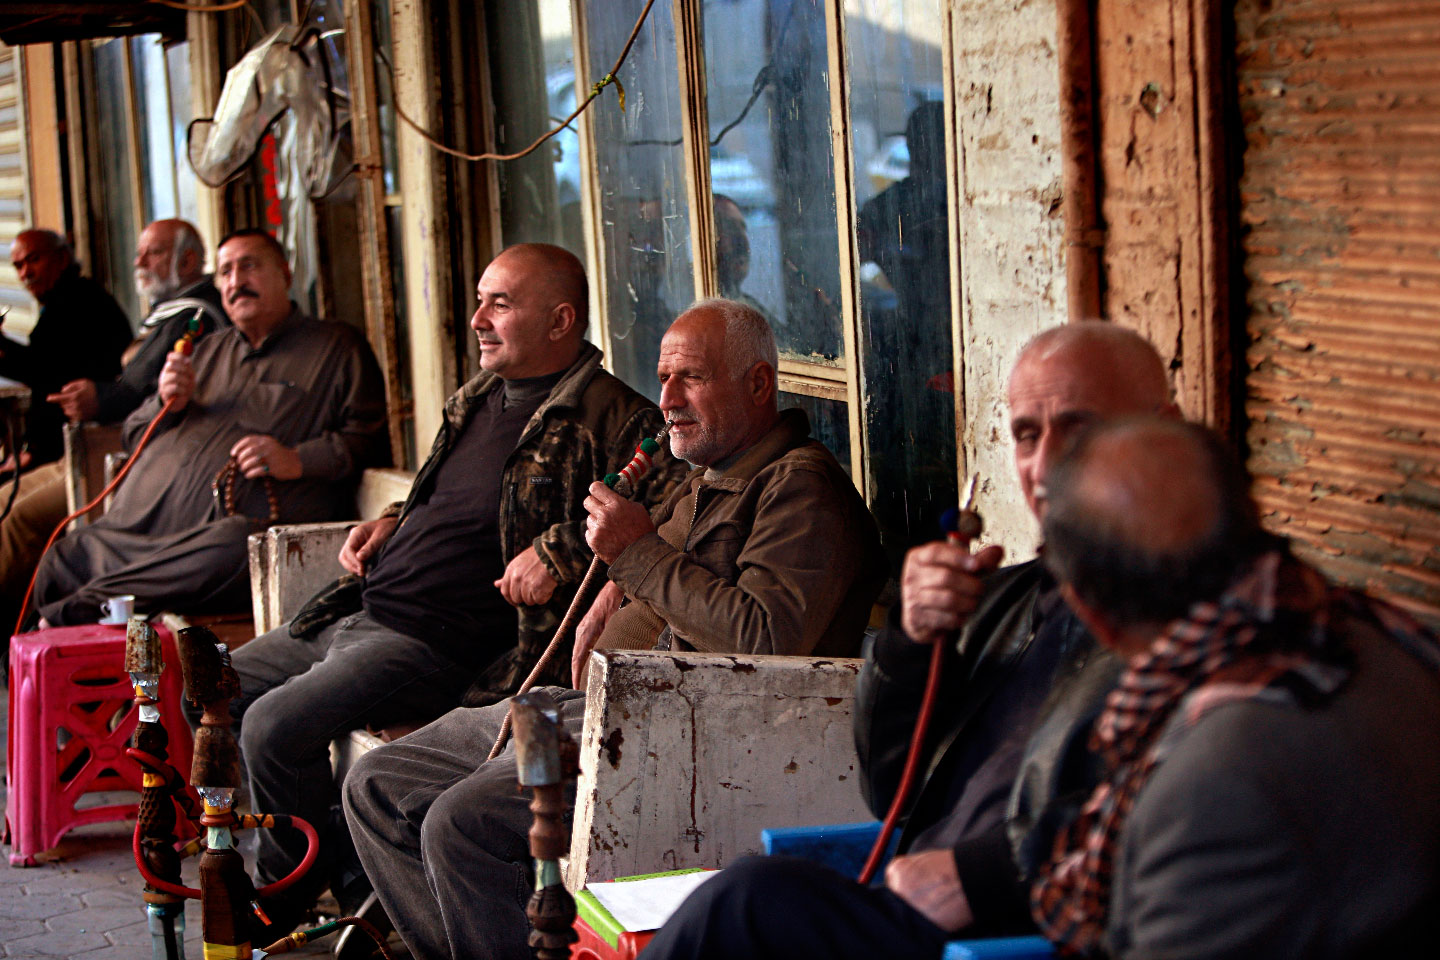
854, 559, 1119, 931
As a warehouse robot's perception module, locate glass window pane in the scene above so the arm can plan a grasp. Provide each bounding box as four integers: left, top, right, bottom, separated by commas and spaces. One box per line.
782, 390, 850, 474
848, 0, 956, 554
703, 0, 842, 364
586, 0, 694, 399
485, 0, 584, 258
92, 39, 141, 326
165, 41, 199, 227
131, 34, 176, 224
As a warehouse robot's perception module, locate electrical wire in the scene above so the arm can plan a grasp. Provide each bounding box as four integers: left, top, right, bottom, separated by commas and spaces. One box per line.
150, 0, 250, 11
374, 0, 658, 164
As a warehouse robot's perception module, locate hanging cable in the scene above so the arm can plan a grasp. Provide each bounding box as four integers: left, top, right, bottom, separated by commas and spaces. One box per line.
374, 0, 657, 164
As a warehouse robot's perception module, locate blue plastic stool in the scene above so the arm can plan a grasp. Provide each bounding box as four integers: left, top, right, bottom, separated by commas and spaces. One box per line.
761, 821, 1053, 960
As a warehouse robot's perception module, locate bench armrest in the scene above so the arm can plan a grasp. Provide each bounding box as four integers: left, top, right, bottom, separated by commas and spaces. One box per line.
247, 522, 353, 636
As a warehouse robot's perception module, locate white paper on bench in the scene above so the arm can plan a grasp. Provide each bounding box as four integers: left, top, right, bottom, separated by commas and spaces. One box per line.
587, 871, 718, 933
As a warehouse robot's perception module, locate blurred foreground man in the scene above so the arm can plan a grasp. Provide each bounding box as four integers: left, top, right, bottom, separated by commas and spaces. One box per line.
1033, 417, 1440, 959
30, 229, 386, 625
342, 298, 885, 960
642, 322, 1173, 959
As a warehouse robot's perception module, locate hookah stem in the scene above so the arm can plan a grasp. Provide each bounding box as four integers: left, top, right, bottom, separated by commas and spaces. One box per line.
260, 916, 395, 958
857, 496, 981, 885
487, 424, 670, 761
13, 396, 179, 634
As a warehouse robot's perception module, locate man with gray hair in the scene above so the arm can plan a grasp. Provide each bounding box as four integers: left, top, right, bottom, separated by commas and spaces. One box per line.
341, 297, 886, 960
48, 218, 228, 424
1033, 416, 1440, 958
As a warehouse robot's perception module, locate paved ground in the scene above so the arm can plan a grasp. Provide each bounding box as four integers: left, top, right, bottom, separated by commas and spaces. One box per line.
0, 688, 345, 959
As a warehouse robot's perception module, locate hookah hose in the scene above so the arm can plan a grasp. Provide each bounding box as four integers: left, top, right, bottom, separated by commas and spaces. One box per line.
857, 496, 983, 886
127, 804, 321, 901
487, 424, 670, 761
12, 396, 178, 634
12, 312, 205, 635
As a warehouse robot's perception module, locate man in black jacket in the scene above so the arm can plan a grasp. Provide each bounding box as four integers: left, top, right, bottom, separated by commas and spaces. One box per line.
643, 322, 1176, 959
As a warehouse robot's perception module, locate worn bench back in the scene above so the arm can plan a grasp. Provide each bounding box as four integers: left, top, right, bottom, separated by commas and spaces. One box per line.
567, 650, 871, 888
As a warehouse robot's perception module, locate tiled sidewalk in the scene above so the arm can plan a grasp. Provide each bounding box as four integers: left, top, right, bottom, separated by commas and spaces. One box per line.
1, 688, 333, 958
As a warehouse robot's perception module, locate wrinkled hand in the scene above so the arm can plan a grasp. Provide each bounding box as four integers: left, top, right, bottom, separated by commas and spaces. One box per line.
573, 580, 624, 689
157, 352, 196, 409
885, 850, 973, 932
230, 434, 302, 481
899, 541, 1005, 644
583, 481, 656, 564
338, 515, 399, 576
495, 545, 559, 608
46, 379, 99, 422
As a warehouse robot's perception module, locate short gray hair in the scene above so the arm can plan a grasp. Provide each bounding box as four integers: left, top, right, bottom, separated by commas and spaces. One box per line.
172, 221, 205, 267
688, 296, 778, 380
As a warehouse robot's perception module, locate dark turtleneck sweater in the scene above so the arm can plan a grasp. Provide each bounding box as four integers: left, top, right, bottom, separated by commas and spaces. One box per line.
361, 370, 563, 661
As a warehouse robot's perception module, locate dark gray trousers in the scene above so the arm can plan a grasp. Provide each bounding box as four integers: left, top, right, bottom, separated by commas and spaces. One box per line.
342, 687, 585, 960
231, 611, 472, 914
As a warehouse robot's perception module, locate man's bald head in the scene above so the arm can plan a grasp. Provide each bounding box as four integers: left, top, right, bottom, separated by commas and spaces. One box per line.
1042, 417, 1267, 635
11, 229, 73, 300
1007, 322, 1176, 519
492, 243, 589, 335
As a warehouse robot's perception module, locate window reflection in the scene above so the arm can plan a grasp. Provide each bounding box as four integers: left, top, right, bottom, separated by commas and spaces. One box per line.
486, 0, 584, 257
587, 0, 694, 399
92, 39, 141, 325
781, 391, 850, 474
703, 0, 842, 364
848, 1, 957, 556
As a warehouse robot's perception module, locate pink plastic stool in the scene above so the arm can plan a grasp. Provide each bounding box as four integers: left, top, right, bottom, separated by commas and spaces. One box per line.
5, 622, 194, 866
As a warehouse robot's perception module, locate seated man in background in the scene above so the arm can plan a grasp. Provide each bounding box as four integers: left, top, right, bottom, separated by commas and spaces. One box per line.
342, 298, 886, 960
29, 228, 387, 626
1033, 416, 1440, 959
231, 243, 683, 933
0, 228, 133, 471
642, 323, 1172, 959
1, 218, 228, 637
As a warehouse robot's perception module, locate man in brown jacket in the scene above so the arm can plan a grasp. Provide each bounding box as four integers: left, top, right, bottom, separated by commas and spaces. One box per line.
342, 297, 886, 960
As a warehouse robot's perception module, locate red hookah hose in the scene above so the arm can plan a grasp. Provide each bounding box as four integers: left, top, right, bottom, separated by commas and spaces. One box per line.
130, 812, 320, 900
13, 396, 179, 634
857, 636, 945, 885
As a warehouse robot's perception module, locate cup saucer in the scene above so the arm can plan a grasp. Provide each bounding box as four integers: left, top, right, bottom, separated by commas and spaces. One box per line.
97, 617, 130, 626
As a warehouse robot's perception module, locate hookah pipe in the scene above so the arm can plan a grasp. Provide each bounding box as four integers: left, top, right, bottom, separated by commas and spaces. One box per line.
487, 425, 671, 761
125, 617, 199, 960
857, 475, 983, 885
512, 691, 581, 960
13, 311, 206, 635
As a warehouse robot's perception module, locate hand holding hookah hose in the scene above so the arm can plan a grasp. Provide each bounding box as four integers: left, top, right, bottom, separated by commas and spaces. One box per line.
12, 311, 207, 635
487, 424, 671, 761
857, 475, 983, 885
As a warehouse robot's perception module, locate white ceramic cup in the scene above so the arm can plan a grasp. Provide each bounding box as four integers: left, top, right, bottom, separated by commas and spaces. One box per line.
100, 595, 136, 624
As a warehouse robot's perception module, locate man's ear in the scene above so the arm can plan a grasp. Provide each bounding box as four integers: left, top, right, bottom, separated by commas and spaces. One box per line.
178, 248, 201, 282
549, 302, 579, 342
747, 360, 776, 407
1058, 582, 1124, 653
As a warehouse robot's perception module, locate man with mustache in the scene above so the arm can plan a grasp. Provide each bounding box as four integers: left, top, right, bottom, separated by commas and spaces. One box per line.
29, 229, 388, 626
340, 298, 886, 960
0, 220, 229, 640
226, 243, 685, 936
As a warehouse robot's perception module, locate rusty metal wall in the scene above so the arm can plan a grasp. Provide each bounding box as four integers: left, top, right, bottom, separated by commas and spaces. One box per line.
1236, 0, 1440, 620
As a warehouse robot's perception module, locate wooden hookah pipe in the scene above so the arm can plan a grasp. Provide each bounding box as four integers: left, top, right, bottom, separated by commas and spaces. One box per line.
513, 692, 581, 960
125, 618, 199, 960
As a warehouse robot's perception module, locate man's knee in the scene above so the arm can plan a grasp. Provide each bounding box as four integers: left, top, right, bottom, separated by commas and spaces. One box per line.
421, 776, 529, 865
239, 686, 313, 768
340, 744, 388, 832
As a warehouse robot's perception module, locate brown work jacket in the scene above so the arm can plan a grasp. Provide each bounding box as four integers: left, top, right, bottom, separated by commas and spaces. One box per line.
606, 408, 885, 658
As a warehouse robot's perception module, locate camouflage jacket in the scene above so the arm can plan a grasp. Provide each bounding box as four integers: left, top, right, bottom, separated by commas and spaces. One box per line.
385, 341, 685, 705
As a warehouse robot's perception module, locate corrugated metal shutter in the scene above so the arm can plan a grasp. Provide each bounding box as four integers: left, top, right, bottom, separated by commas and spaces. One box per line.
0, 43, 35, 336
1236, 0, 1440, 621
